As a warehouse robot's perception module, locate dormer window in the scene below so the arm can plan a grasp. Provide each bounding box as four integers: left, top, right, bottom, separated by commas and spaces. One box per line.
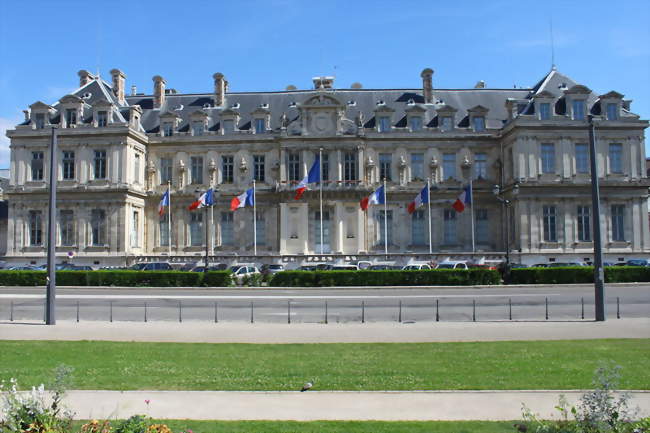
539, 103, 551, 120
192, 121, 204, 136
473, 116, 485, 132
255, 118, 266, 134
572, 100, 585, 120
409, 116, 422, 132
223, 119, 234, 134
65, 109, 77, 126
440, 116, 453, 132
163, 122, 173, 137
34, 113, 45, 129
378, 116, 391, 133
606, 103, 618, 121
97, 111, 108, 127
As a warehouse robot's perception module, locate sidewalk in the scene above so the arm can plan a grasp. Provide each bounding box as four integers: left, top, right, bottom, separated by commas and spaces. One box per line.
1, 318, 648, 343
60, 390, 650, 421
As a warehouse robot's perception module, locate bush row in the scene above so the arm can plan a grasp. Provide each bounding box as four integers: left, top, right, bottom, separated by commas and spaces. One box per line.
0, 270, 232, 287
269, 269, 501, 287
509, 266, 650, 284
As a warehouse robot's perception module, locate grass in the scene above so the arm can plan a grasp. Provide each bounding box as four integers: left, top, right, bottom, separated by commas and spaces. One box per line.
73, 420, 515, 433
1, 339, 648, 391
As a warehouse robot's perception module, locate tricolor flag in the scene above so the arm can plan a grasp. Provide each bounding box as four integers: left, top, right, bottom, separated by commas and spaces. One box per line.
452, 184, 472, 213
360, 185, 385, 211
230, 188, 254, 211
294, 155, 320, 200
407, 185, 429, 214
158, 189, 170, 216
188, 188, 214, 210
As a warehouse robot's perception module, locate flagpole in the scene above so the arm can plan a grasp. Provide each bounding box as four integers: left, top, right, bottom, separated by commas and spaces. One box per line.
469, 179, 475, 253
318, 148, 324, 255
383, 178, 388, 257
427, 178, 432, 255
168, 180, 172, 257
253, 179, 257, 256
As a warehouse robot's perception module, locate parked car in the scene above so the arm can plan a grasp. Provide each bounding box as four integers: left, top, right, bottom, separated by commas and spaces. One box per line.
260, 264, 285, 275
330, 264, 359, 271
468, 264, 498, 270
180, 262, 198, 271
230, 265, 261, 283
626, 259, 650, 267
356, 261, 373, 270
369, 264, 399, 270
403, 263, 433, 270
130, 262, 173, 271
299, 265, 317, 271
434, 261, 467, 270
547, 262, 585, 267
531, 263, 549, 268
7, 265, 38, 270
510, 263, 529, 269
190, 265, 227, 272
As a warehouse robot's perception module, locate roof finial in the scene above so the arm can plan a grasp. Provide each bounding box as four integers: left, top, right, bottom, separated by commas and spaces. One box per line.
550, 17, 557, 71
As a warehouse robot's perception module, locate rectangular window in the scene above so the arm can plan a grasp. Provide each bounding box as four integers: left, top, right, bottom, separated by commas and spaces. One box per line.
443, 209, 457, 244
376, 210, 393, 246
97, 111, 107, 127
379, 153, 392, 181
575, 143, 589, 174
440, 116, 453, 132
609, 143, 622, 173
474, 153, 487, 179
190, 212, 203, 246
539, 102, 551, 120
59, 210, 74, 246
577, 206, 591, 242
163, 122, 173, 137
255, 118, 265, 134
91, 209, 106, 246
29, 210, 42, 246
411, 210, 426, 246
572, 100, 585, 120
222, 156, 234, 183
321, 153, 329, 182
543, 205, 557, 242
378, 116, 391, 133
541, 143, 555, 174
65, 109, 77, 126
473, 116, 485, 132
314, 210, 331, 253
409, 116, 422, 132
222, 119, 234, 133
160, 157, 173, 184
411, 153, 424, 181
31, 151, 44, 181
606, 103, 618, 121
344, 152, 357, 182
131, 211, 139, 247
34, 113, 45, 129
287, 152, 300, 181
476, 209, 488, 244
94, 150, 106, 179
190, 156, 203, 184
160, 213, 169, 247
192, 121, 204, 136
134, 153, 140, 184
62, 151, 75, 180
253, 155, 265, 182
256, 213, 266, 246
221, 212, 233, 246
611, 205, 625, 241
443, 153, 456, 179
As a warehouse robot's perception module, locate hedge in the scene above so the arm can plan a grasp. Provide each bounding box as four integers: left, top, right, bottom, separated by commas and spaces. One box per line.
509, 266, 650, 284
0, 270, 232, 287
269, 269, 501, 287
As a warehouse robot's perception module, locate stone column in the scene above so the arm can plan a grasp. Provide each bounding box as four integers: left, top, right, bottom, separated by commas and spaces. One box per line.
336, 150, 343, 183
279, 149, 286, 183
334, 202, 344, 253
357, 147, 364, 184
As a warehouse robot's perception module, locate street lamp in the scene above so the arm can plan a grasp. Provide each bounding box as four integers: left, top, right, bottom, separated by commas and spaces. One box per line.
492, 182, 519, 279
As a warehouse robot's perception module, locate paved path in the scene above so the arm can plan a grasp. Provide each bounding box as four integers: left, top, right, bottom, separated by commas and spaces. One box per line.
1, 318, 647, 343
58, 390, 650, 421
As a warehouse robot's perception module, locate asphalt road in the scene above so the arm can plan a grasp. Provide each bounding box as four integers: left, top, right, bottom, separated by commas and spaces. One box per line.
0, 284, 648, 323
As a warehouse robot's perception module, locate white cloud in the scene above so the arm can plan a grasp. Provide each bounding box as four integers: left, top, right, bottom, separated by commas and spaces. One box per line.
0, 116, 21, 169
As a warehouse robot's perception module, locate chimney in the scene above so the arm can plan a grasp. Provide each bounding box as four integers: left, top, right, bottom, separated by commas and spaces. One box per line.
475, 80, 485, 89
153, 75, 166, 109
78, 69, 95, 87
213, 73, 226, 106
421, 68, 434, 104
110, 69, 127, 104
312, 76, 334, 89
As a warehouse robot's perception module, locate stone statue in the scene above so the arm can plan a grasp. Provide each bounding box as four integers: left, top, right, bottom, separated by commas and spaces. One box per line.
280, 112, 289, 129
356, 110, 364, 127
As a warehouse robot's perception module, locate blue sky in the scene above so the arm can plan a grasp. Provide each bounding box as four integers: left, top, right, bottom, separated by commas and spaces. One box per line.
1, 0, 648, 168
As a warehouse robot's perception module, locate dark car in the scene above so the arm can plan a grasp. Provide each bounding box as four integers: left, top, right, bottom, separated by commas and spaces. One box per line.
260, 264, 285, 275
531, 264, 548, 268
130, 262, 172, 271
626, 259, 650, 267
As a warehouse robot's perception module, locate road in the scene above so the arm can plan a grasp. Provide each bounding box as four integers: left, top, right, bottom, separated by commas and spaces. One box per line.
0, 284, 648, 323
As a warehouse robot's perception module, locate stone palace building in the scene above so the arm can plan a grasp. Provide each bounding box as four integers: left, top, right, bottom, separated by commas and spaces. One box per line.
4, 67, 649, 267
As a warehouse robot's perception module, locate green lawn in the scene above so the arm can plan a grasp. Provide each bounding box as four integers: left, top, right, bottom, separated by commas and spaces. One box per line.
1, 339, 648, 391
74, 420, 515, 433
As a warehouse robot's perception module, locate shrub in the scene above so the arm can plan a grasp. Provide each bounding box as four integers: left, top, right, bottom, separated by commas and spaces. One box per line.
114, 415, 150, 433
0, 271, 46, 286
270, 269, 500, 287
510, 266, 650, 284
202, 271, 232, 287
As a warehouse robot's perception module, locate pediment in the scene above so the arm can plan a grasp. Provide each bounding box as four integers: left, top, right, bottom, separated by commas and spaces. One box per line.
564, 84, 591, 95
251, 106, 270, 115
29, 101, 53, 110
533, 90, 555, 99
600, 90, 624, 100
405, 104, 426, 113
374, 104, 395, 113
220, 108, 240, 117
436, 104, 457, 113
92, 99, 113, 108
59, 94, 83, 104
467, 104, 489, 113
159, 111, 181, 119
302, 94, 342, 107
189, 109, 209, 118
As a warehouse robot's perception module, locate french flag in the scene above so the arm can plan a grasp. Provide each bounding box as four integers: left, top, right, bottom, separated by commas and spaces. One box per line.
360, 185, 385, 211
407, 185, 429, 214
230, 188, 254, 211
452, 184, 472, 213
158, 189, 170, 216
294, 155, 320, 200
188, 188, 214, 211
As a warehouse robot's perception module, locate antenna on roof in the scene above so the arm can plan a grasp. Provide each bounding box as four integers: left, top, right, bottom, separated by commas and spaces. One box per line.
549, 16, 556, 71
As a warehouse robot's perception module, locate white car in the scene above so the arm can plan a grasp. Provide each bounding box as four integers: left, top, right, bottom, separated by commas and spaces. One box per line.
402, 264, 432, 270
435, 261, 468, 270
230, 265, 261, 283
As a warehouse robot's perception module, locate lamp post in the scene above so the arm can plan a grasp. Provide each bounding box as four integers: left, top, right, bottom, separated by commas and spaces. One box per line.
588, 115, 605, 321
493, 182, 519, 280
